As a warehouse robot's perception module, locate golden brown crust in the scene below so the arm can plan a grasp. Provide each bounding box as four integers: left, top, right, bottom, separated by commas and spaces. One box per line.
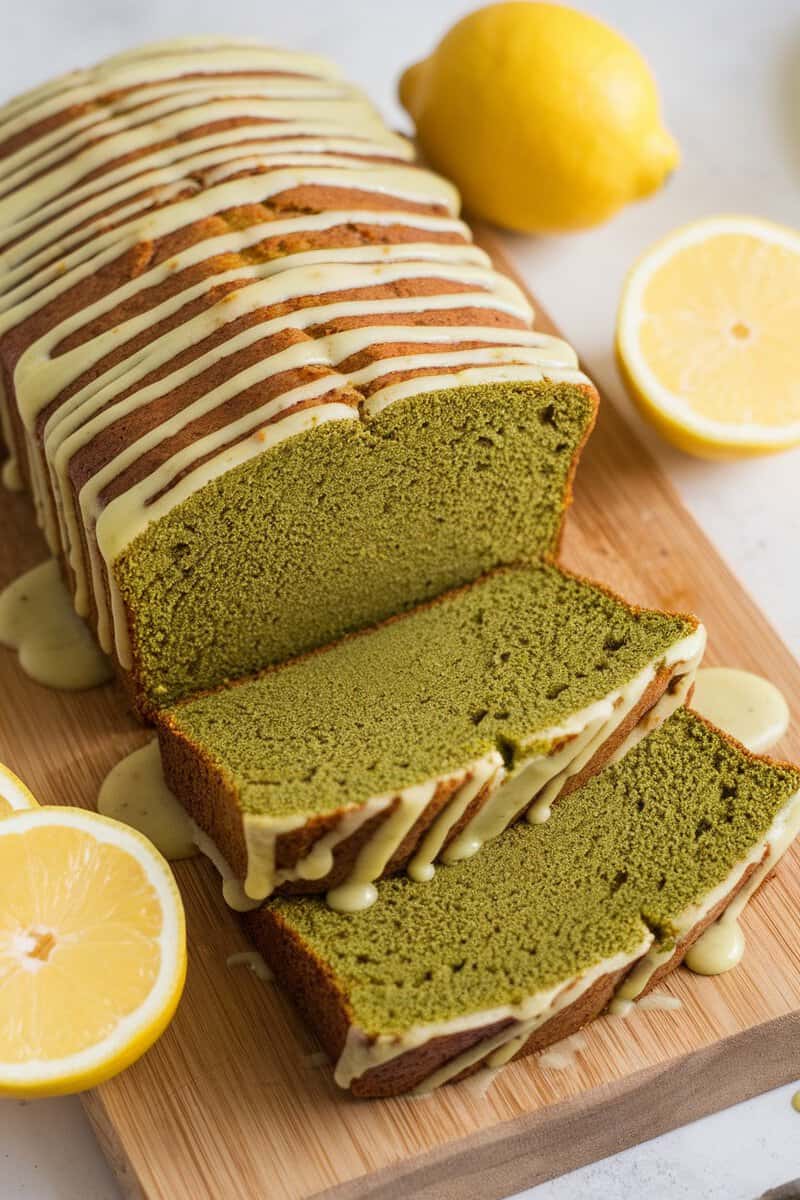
247, 908, 355, 1062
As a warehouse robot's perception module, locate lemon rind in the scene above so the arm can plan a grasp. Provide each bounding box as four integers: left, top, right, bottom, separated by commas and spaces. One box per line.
0, 762, 38, 812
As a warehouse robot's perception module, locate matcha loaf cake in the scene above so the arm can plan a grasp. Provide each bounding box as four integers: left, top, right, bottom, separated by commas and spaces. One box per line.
249, 709, 800, 1096
157, 564, 704, 911
0, 37, 595, 715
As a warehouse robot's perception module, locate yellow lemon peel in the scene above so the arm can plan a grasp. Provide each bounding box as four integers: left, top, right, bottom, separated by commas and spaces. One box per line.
400, 2, 677, 233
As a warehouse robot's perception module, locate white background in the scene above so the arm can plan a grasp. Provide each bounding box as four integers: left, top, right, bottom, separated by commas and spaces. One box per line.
1, 1, 799, 1196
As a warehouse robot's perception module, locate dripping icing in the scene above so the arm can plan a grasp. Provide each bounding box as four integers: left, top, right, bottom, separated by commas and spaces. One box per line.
232, 628, 702, 911
330, 780, 800, 1091
537, 1032, 587, 1070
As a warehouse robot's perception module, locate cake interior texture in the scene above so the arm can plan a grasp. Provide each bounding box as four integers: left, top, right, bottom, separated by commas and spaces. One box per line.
117, 381, 594, 710
164, 563, 695, 819
267, 709, 800, 1033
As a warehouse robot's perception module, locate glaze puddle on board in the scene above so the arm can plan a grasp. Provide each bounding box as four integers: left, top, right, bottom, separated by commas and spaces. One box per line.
692, 667, 789, 754
98, 740, 196, 861
226, 951, 273, 982
0, 560, 112, 690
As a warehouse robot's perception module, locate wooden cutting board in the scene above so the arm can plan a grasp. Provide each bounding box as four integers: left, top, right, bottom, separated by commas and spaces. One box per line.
1, 229, 799, 1200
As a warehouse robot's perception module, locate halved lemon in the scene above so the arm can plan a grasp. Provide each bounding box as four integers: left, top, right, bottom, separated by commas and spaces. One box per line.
617, 215, 800, 458
0, 806, 186, 1097
0, 762, 38, 815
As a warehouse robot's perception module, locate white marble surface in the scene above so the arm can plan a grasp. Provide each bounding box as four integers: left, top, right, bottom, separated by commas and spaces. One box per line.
1, 1, 798, 1197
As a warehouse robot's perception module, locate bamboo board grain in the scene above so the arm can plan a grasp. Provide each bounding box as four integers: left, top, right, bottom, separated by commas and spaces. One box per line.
1, 229, 799, 1200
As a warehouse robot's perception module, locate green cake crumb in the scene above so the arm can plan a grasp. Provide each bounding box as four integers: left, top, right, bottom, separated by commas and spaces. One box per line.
165, 563, 694, 817
115, 380, 594, 710
270, 709, 800, 1032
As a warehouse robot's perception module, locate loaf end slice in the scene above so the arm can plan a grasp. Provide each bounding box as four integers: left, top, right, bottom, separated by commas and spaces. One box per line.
248, 708, 800, 1096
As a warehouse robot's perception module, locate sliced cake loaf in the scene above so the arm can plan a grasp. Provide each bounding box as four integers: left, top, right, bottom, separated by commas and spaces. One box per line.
156, 565, 704, 910
250, 709, 800, 1096
0, 38, 595, 714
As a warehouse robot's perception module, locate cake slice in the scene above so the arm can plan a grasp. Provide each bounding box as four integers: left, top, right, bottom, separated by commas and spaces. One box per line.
156, 564, 704, 909
249, 709, 800, 1096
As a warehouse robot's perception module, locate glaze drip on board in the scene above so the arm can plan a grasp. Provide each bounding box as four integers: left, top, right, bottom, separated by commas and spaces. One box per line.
0, 560, 112, 690
226, 951, 273, 982
684, 921, 745, 976
609, 991, 683, 1019
97, 740, 197, 860
691, 667, 790, 754
537, 1032, 587, 1071
96, 743, 267, 915
1, 456, 21, 491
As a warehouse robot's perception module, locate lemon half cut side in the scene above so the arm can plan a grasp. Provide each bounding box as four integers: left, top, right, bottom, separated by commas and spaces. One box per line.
617, 215, 800, 459
0, 806, 186, 1097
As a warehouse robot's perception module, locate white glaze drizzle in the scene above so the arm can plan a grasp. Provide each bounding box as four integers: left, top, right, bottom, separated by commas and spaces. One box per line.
97, 738, 197, 859
325, 782, 436, 914
629, 991, 682, 1013
684, 786, 800, 977
609, 990, 682, 1018
238, 755, 502, 909
443, 624, 705, 863
1, 456, 21, 490
226, 950, 273, 982
189, 823, 261, 912
336, 942, 650, 1094
537, 1031, 587, 1070
691, 667, 790, 754
108, 676, 689, 918
407, 755, 503, 883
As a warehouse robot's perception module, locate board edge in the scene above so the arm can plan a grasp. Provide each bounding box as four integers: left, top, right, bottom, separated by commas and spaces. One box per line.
310, 1013, 800, 1200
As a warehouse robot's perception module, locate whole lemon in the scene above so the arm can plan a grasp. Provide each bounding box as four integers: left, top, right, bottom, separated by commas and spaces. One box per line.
399, 2, 679, 233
